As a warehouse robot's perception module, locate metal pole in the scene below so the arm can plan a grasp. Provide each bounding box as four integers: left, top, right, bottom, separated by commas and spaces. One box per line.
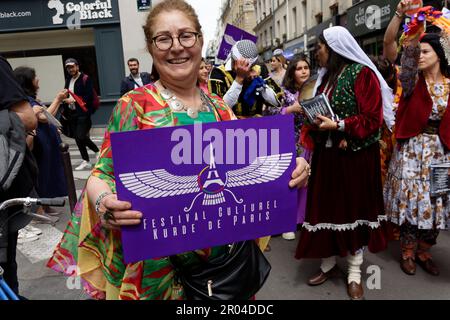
60, 143, 77, 213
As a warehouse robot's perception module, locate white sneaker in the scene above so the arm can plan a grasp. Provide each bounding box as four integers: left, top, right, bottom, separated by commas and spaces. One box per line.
282, 232, 296, 241
24, 225, 42, 236
75, 160, 92, 171
18, 228, 39, 244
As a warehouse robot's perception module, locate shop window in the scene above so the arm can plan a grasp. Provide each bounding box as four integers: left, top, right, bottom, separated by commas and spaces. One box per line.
315, 12, 323, 24
362, 38, 384, 57
330, 4, 338, 17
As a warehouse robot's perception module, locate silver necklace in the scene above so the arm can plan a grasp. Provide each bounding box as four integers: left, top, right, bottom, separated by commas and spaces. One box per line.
158, 81, 209, 119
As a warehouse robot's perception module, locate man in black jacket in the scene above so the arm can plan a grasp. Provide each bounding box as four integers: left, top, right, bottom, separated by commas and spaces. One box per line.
62, 58, 99, 171
120, 58, 152, 96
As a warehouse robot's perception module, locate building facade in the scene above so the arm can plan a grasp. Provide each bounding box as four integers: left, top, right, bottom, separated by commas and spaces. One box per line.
0, 0, 160, 125
254, 0, 354, 62
253, 0, 446, 64
220, 0, 257, 35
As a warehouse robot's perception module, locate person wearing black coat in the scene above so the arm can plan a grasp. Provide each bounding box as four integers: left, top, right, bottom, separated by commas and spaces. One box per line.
120, 58, 152, 96
62, 58, 99, 171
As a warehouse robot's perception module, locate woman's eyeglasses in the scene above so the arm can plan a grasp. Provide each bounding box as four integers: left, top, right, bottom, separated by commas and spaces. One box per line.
152, 32, 201, 51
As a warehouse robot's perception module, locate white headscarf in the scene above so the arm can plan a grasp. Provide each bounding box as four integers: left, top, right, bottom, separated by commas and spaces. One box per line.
313, 26, 395, 131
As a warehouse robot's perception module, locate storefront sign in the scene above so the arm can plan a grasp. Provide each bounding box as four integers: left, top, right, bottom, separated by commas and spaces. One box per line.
111, 116, 297, 263
0, 0, 120, 33
347, 0, 398, 37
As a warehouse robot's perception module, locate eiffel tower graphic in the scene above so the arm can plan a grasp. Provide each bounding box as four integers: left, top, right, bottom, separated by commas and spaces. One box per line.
202, 144, 226, 206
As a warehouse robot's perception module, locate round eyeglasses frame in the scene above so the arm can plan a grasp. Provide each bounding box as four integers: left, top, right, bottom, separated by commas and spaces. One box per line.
152, 32, 202, 51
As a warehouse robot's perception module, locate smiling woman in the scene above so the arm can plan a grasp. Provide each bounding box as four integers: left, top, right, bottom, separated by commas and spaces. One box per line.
46, 0, 237, 301
47, 0, 310, 301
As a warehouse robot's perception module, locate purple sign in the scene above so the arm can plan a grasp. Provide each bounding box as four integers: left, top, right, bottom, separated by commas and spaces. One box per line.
217, 23, 258, 61
111, 115, 297, 263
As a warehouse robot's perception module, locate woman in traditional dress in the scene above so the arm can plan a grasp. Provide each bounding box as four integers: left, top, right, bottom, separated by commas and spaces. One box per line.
384, 29, 450, 276
295, 26, 393, 300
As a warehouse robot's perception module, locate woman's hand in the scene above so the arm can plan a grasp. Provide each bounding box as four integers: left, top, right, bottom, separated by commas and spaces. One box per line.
56, 89, 68, 102
315, 115, 338, 131
98, 194, 143, 230
289, 157, 310, 189
64, 97, 76, 104
32, 105, 48, 123
396, 0, 413, 17
47, 89, 69, 116
32, 105, 44, 115
287, 101, 304, 114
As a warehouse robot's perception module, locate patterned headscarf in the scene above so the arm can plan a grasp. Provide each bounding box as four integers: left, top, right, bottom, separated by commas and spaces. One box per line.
230, 40, 259, 66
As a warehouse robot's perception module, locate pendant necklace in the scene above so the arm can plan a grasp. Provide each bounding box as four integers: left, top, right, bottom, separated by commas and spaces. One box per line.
158, 81, 209, 119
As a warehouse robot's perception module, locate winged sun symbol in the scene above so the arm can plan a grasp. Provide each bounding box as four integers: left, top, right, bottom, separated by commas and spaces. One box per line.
119, 144, 292, 212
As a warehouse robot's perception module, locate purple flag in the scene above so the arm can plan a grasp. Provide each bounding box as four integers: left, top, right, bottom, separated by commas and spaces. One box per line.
217, 23, 258, 61
111, 115, 297, 263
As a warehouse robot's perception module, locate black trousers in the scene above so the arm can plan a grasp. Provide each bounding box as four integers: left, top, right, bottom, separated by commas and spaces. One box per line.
69, 115, 99, 161
0, 231, 19, 295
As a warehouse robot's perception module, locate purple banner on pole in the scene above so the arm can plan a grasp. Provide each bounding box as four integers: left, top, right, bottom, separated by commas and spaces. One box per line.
216, 23, 258, 61
111, 115, 297, 263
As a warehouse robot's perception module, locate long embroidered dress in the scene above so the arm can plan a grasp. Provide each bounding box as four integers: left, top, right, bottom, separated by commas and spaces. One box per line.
384, 46, 450, 230
295, 64, 388, 259
47, 83, 236, 300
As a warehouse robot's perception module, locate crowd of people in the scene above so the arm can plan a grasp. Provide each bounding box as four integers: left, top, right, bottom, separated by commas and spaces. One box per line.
0, 0, 448, 300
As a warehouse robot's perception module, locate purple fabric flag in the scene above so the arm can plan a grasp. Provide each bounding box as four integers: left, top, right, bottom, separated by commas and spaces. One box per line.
217, 23, 258, 61
111, 115, 297, 263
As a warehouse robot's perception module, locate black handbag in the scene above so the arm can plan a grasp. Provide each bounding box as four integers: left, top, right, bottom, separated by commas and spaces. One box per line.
170, 240, 271, 300
59, 107, 74, 138
60, 116, 74, 138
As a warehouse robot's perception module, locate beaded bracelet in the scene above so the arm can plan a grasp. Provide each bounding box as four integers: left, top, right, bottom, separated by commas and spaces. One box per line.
95, 191, 114, 214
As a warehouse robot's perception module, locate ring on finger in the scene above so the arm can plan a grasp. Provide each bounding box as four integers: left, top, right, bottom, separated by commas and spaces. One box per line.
103, 210, 116, 222
305, 165, 311, 176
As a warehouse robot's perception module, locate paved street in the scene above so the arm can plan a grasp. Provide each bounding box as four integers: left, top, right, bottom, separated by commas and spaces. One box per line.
15, 128, 450, 300
260, 232, 450, 300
